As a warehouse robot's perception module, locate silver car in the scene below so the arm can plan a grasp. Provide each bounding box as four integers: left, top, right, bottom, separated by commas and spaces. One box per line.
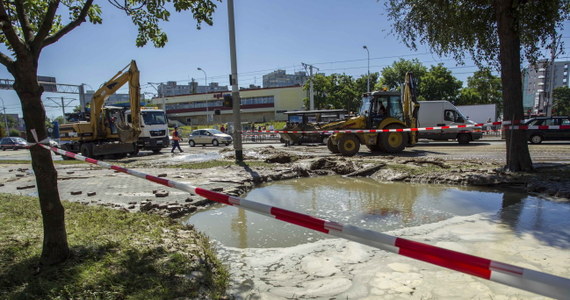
188, 129, 232, 147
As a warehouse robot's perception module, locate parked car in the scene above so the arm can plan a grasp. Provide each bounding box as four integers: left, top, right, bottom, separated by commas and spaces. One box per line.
0, 137, 29, 150
188, 129, 232, 147
525, 116, 570, 144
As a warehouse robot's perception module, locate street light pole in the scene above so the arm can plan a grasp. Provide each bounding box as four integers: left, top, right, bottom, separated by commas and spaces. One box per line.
197, 67, 208, 92
363, 45, 370, 94
197, 67, 210, 123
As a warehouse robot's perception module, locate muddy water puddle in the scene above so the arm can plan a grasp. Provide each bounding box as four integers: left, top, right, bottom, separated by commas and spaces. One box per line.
185, 176, 570, 248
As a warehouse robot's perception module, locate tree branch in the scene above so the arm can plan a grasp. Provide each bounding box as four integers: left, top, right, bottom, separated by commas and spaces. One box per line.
0, 50, 14, 69
41, 0, 94, 49
0, 0, 27, 56
14, 0, 33, 42
32, 0, 61, 51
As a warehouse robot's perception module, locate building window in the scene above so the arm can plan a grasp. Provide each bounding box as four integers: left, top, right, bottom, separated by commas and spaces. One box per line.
241, 96, 275, 105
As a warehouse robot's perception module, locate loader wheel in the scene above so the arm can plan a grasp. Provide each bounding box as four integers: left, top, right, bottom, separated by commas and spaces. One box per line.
337, 134, 360, 156
327, 136, 339, 153
379, 125, 407, 153
80, 143, 94, 158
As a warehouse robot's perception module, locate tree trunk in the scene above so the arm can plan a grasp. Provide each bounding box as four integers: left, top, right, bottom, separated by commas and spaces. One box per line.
494, 0, 534, 172
11, 58, 70, 266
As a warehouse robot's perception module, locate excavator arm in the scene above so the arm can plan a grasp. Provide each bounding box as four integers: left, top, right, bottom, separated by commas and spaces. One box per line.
402, 72, 420, 144
90, 60, 141, 142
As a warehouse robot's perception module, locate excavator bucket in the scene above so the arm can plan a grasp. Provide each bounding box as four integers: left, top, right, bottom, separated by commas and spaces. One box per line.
116, 121, 141, 144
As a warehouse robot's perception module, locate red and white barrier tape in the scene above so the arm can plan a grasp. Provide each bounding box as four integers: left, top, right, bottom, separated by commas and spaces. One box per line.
29, 131, 570, 298
241, 120, 570, 134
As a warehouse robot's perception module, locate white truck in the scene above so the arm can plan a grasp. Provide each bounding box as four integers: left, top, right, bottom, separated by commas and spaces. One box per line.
126, 107, 170, 153
417, 100, 482, 144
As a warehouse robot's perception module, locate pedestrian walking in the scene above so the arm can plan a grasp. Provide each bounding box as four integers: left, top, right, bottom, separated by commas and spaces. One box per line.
171, 126, 183, 153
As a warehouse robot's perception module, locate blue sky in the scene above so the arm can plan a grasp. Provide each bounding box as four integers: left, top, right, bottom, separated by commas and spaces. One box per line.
0, 0, 569, 119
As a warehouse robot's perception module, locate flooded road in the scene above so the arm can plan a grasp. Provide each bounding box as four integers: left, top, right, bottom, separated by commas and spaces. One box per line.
186, 176, 570, 248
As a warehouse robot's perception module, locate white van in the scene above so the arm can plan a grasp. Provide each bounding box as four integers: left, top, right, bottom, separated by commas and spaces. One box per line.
418, 100, 482, 144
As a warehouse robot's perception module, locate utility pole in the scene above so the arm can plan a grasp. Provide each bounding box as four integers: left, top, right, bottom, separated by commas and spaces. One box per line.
302, 63, 319, 110
46, 97, 76, 124
0, 97, 8, 135
78, 84, 85, 113
544, 34, 562, 117
227, 0, 243, 161
148, 82, 167, 111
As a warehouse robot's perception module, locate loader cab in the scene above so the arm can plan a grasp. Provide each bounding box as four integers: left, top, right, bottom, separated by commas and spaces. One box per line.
360, 91, 404, 128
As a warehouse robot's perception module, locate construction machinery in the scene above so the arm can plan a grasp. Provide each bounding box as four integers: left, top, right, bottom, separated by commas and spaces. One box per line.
279, 109, 347, 145
59, 60, 142, 158
126, 107, 170, 153
327, 72, 420, 156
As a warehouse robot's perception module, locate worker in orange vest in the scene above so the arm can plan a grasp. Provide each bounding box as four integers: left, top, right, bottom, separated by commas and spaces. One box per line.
171, 126, 183, 153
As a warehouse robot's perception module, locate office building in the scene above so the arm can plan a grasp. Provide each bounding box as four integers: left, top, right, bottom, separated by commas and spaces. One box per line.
152, 85, 305, 125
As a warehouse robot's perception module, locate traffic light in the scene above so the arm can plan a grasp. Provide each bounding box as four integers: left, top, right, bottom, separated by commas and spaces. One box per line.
223, 94, 233, 108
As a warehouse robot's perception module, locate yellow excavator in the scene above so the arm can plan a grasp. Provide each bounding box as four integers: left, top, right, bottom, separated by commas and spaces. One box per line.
326, 72, 420, 156
59, 60, 142, 158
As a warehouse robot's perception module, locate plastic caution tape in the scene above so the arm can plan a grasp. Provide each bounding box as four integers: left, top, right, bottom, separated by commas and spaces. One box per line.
242, 120, 570, 134
30, 134, 570, 299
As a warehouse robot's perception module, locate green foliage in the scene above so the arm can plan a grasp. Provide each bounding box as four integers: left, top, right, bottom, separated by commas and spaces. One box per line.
8, 129, 21, 137
456, 67, 503, 113
457, 87, 480, 105
0, 0, 218, 59
386, 0, 568, 66
418, 63, 462, 101
354, 72, 380, 94
53, 115, 66, 124
377, 58, 427, 90
0, 114, 18, 129
553, 86, 570, 115
0, 193, 229, 299
303, 73, 360, 112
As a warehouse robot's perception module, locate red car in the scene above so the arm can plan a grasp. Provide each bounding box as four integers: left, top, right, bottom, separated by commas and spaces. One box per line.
0, 137, 29, 150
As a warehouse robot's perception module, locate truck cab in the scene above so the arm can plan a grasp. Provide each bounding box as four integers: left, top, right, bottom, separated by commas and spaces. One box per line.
126, 107, 170, 153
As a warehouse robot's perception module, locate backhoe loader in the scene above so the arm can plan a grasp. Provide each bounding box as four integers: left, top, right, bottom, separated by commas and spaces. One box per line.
327, 72, 419, 156
59, 60, 142, 158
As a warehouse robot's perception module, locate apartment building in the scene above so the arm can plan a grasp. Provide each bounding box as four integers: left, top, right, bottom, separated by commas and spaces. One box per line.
523, 60, 570, 115
263, 70, 307, 88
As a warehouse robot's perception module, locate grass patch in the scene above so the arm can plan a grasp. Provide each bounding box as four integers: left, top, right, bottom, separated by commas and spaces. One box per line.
0, 193, 228, 299
0, 160, 86, 165
170, 160, 274, 170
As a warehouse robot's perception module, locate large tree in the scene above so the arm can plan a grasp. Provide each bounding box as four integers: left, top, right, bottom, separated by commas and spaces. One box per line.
457, 67, 503, 115
377, 58, 427, 90
418, 63, 462, 101
303, 73, 360, 112
355, 72, 379, 95
387, 0, 568, 172
552, 86, 570, 116
0, 0, 217, 267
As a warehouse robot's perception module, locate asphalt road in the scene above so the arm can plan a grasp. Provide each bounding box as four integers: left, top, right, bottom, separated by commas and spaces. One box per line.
1, 135, 569, 164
